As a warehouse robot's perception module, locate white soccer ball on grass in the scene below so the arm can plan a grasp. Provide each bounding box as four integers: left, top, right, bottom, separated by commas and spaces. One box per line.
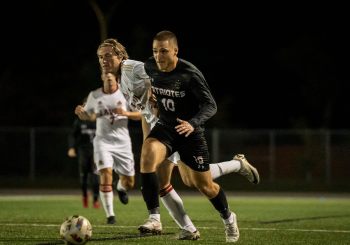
60, 215, 92, 245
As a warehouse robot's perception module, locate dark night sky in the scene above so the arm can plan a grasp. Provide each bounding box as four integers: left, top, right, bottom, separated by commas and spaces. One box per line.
0, 1, 348, 129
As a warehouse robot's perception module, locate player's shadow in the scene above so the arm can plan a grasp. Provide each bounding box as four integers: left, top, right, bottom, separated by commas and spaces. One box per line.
0, 238, 59, 243
194, 214, 350, 225
36, 232, 175, 245
259, 214, 350, 224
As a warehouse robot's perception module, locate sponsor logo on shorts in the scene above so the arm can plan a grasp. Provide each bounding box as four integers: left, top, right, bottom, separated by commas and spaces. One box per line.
98, 160, 103, 166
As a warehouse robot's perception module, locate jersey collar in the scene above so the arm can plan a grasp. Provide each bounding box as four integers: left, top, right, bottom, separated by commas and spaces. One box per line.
102, 84, 118, 94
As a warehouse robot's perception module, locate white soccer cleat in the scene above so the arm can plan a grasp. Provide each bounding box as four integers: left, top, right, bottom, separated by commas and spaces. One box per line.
172, 229, 200, 240
235, 154, 260, 184
225, 212, 239, 242
138, 218, 162, 235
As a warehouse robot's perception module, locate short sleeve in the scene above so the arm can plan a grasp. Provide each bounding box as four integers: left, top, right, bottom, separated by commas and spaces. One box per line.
84, 92, 96, 116
132, 62, 151, 96
133, 62, 149, 80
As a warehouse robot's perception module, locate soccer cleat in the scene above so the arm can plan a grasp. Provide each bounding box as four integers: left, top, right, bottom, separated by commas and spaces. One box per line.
82, 196, 88, 208
225, 212, 239, 242
117, 190, 129, 204
107, 216, 116, 224
93, 201, 100, 209
113, 180, 129, 204
138, 218, 162, 235
172, 229, 200, 240
234, 154, 260, 184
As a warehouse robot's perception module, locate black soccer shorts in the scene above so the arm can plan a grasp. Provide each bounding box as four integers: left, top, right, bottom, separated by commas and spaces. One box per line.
147, 122, 210, 172
78, 148, 95, 174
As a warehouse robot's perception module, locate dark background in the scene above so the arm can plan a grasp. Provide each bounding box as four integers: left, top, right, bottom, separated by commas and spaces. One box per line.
0, 1, 348, 130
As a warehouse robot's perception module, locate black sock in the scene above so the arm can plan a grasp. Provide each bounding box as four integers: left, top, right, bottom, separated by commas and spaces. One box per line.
141, 172, 159, 212
209, 187, 231, 219
92, 174, 100, 201
80, 173, 88, 197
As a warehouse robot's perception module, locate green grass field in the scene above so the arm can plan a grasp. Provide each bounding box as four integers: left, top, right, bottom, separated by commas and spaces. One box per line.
1, 193, 350, 244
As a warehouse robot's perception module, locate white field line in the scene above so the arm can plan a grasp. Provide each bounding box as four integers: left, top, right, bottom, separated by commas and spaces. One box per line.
1, 223, 350, 233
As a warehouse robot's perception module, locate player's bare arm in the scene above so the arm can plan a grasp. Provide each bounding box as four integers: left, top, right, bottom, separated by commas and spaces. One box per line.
148, 93, 160, 118
68, 148, 76, 157
75, 103, 96, 121
153, 107, 160, 118
149, 94, 157, 107
141, 116, 152, 141
116, 107, 142, 120
75, 103, 88, 120
175, 118, 194, 137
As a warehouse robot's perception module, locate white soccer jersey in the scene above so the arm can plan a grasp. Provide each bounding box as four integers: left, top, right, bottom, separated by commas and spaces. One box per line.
119, 59, 179, 165
84, 86, 134, 152
119, 59, 157, 125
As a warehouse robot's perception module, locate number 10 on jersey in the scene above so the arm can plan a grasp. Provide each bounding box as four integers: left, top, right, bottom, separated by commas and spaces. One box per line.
161, 98, 175, 111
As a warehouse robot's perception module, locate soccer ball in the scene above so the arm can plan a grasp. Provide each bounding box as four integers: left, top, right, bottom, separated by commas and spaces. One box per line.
60, 215, 92, 245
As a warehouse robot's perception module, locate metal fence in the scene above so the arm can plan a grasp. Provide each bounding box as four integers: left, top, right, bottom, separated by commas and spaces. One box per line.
1, 127, 350, 188
207, 129, 350, 184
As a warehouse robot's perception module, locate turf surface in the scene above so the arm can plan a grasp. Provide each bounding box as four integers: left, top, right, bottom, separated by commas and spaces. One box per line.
0, 193, 350, 244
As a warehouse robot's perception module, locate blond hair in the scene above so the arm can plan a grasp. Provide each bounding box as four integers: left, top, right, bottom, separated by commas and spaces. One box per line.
97, 38, 129, 60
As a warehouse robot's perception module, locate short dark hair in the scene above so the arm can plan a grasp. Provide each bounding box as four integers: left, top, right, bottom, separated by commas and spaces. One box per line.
154, 30, 178, 47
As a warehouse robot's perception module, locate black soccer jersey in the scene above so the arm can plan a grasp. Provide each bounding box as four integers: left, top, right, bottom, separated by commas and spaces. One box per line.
68, 118, 96, 150
144, 57, 217, 130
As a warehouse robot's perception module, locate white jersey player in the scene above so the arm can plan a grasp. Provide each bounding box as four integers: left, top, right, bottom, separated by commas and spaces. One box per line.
118, 59, 156, 125
75, 72, 142, 225
84, 84, 135, 175
95, 38, 259, 239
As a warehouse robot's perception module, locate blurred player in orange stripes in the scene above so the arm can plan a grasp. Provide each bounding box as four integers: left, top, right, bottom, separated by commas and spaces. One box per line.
75, 71, 142, 224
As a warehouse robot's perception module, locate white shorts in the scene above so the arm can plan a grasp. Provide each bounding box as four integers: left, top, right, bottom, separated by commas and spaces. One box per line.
167, 152, 180, 166
93, 143, 135, 176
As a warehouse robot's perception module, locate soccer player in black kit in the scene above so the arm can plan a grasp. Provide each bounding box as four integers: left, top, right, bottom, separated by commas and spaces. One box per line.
138, 31, 241, 242
68, 113, 100, 209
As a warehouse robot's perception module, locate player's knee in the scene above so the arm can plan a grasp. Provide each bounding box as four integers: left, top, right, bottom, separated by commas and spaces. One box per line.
99, 184, 112, 192
141, 140, 157, 155
141, 148, 155, 165
140, 147, 157, 172
141, 139, 166, 158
